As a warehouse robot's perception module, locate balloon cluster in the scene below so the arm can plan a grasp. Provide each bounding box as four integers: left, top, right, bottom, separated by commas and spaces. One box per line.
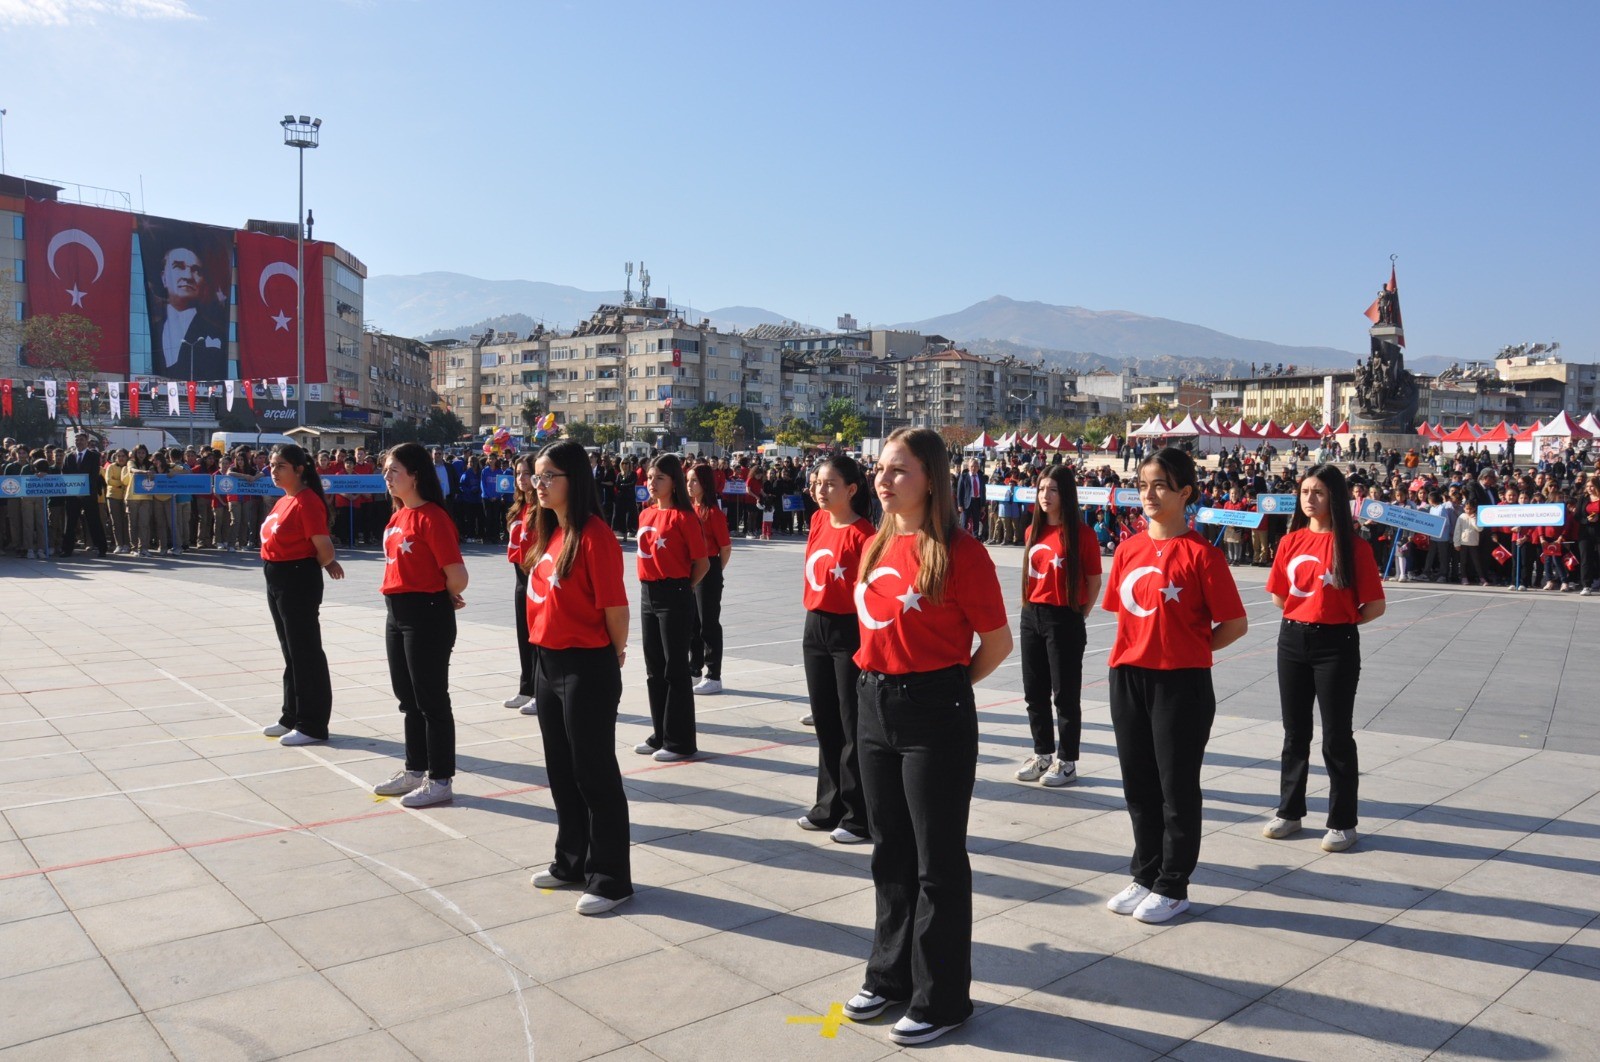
482, 427, 518, 456
532, 412, 557, 441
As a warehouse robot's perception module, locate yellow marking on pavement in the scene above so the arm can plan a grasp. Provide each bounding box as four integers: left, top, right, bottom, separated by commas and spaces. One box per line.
786, 1002, 852, 1037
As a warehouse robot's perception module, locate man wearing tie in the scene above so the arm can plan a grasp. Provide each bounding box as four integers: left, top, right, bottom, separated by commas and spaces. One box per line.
956, 458, 988, 539
60, 431, 108, 558
149, 245, 229, 380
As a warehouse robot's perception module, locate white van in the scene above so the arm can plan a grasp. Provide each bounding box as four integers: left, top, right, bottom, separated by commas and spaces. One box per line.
211, 431, 296, 453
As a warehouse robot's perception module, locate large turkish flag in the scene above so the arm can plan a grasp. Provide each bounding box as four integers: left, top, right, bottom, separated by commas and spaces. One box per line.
23, 199, 133, 374
236, 230, 327, 383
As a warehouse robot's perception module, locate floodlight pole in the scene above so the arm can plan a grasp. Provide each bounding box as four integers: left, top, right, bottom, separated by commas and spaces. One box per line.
281, 115, 321, 427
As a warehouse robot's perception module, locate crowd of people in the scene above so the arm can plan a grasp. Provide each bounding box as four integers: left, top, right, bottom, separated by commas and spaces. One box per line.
7, 425, 1598, 1047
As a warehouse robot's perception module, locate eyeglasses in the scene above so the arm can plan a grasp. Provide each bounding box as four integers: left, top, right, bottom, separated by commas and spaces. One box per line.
531, 473, 567, 488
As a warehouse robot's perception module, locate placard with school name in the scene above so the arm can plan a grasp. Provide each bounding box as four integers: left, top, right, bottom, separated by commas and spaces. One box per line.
984, 484, 1038, 503
1255, 493, 1298, 515
0, 474, 90, 498
1478, 503, 1568, 528
1196, 506, 1265, 529
129, 474, 214, 495
322, 475, 387, 495
781, 494, 805, 512
213, 475, 280, 497
722, 480, 748, 495
1078, 486, 1143, 507
1358, 499, 1447, 537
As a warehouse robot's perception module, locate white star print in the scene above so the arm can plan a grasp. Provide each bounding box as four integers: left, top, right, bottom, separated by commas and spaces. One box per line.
1049, 556, 1065, 569
1160, 582, 1183, 602
655, 534, 667, 550
548, 571, 562, 590
897, 588, 924, 613
830, 563, 847, 581
271, 310, 291, 331
66, 285, 86, 307
398, 538, 414, 554
1322, 571, 1337, 586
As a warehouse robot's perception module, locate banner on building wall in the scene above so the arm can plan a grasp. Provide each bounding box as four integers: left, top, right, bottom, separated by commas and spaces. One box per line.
135, 215, 234, 381
22, 199, 134, 374
236, 231, 327, 383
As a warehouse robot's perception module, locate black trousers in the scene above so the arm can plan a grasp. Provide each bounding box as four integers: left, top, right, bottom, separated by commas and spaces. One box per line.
62, 496, 107, 555
1019, 604, 1087, 759
689, 557, 724, 681
641, 578, 697, 754
512, 564, 537, 697
1108, 665, 1215, 901
1277, 620, 1362, 829
857, 665, 977, 1028
385, 591, 457, 779
265, 558, 333, 739
1582, 529, 1600, 588
802, 609, 867, 834
535, 645, 632, 899
1460, 541, 1484, 582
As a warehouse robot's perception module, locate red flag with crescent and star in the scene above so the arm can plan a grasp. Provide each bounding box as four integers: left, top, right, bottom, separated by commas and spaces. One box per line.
22, 199, 134, 374
128, 382, 139, 418
1, 379, 11, 417
67, 380, 80, 419
235, 231, 327, 383
186, 380, 197, 412
1362, 264, 1404, 345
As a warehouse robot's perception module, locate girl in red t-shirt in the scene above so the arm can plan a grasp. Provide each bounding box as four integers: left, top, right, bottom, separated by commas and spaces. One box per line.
503, 454, 538, 713
687, 464, 732, 695
521, 440, 633, 915
372, 443, 468, 809
843, 429, 1010, 1046
1580, 480, 1600, 595
633, 454, 709, 761
1102, 447, 1247, 925
259, 444, 345, 747
798, 454, 877, 844
1016, 465, 1103, 788
1263, 464, 1386, 854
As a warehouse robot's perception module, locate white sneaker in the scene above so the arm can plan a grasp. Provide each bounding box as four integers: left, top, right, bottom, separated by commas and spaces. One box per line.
1132, 893, 1191, 924
25, 550, 37, 559
401, 778, 452, 807
519, 698, 539, 715
576, 892, 629, 916
530, 868, 581, 889
692, 678, 722, 694
842, 989, 898, 1021
1321, 828, 1358, 852
830, 827, 870, 845
503, 693, 533, 710
373, 769, 425, 797
1106, 882, 1151, 915
279, 730, 324, 746
1041, 760, 1077, 787
890, 1017, 964, 1046
797, 816, 827, 832
652, 748, 692, 762
262, 723, 290, 737
1262, 816, 1302, 839
634, 741, 657, 755
1015, 754, 1053, 782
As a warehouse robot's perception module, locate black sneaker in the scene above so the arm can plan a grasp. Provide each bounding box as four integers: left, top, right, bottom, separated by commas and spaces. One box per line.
843, 989, 900, 1021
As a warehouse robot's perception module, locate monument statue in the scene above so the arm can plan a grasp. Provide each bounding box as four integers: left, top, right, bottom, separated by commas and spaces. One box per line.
1351, 267, 1417, 433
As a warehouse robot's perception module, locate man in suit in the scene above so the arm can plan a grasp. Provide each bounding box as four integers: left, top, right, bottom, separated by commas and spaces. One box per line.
956, 458, 987, 539
150, 245, 229, 380
60, 431, 108, 558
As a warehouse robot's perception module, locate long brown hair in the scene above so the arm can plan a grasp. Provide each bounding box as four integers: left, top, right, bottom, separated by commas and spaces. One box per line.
1287, 462, 1358, 590
647, 453, 693, 513
860, 427, 958, 604
506, 453, 536, 527
521, 441, 601, 579
1023, 463, 1083, 606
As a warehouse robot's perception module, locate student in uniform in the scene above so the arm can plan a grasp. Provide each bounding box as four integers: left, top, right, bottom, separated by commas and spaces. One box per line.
259, 444, 344, 745
522, 441, 634, 914
797, 454, 877, 844
687, 463, 732, 695
843, 428, 1011, 1047
503, 454, 539, 714
1015, 464, 1102, 787
1263, 463, 1385, 853
1103, 446, 1247, 924
633, 454, 709, 762
373, 442, 469, 809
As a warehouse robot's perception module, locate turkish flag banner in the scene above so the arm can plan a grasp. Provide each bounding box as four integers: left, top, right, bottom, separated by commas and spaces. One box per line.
1492, 544, 1512, 566
1, 379, 11, 417
129, 382, 140, 418
22, 199, 134, 374
672, 347, 682, 368
242, 377, 255, 411
186, 380, 197, 413
236, 231, 327, 382
67, 380, 80, 419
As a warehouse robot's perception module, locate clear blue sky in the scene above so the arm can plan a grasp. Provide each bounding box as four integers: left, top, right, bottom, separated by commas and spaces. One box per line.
3, 0, 1595, 357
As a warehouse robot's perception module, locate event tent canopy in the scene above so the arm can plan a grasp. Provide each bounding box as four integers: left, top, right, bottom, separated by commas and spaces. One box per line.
1439, 421, 1483, 443
1533, 411, 1592, 439
1581, 413, 1600, 436
967, 431, 997, 449
1130, 416, 1171, 437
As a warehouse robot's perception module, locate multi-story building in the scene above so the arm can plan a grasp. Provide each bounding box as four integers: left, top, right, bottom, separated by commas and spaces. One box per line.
361, 331, 435, 426
893, 349, 1071, 430
1130, 379, 1216, 417
1217, 370, 1358, 426
1073, 368, 1152, 412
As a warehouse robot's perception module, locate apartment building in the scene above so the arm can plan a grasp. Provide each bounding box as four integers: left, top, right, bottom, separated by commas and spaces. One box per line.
892, 349, 1071, 430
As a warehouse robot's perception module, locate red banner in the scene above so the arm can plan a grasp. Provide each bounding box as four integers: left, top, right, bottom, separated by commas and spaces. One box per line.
67, 380, 80, 419
242, 377, 255, 411
186, 380, 197, 412
1, 379, 11, 417
22, 199, 134, 374
129, 384, 139, 418
236, 231, 326, 383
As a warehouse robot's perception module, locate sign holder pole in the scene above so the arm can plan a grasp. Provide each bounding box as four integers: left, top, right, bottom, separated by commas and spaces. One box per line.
40, 502, 50, 559
1384, 535, 1400, 579
1514, 541, 1522, 591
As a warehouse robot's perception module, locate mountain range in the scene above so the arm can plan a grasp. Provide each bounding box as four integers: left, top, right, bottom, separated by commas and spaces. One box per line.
366, 272, 1412, 378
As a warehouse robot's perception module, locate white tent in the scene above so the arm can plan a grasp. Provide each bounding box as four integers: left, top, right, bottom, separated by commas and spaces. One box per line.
1533, 411, 1592, 439
995, 432, 1018, 449
1129, 416, 1170, 437
1581, 413, 1600, 436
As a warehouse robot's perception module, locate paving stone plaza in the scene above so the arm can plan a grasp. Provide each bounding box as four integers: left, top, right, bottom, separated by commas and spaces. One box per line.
2, 538, 1598, 1060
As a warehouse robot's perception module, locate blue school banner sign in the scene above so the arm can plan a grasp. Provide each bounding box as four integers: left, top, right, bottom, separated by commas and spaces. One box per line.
1358, 499, 1446, 537
213, 475, 280, 497
1255, 494, 1298, 515
0, 474, 89, 498
781, 494, 805, 512
323, 475, 387, 495
128, 474, 214, 495
1196, 507, 1265, 529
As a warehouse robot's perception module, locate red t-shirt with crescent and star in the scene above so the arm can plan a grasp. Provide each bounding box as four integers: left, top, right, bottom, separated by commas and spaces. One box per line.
1101, 529, 1245, 670
507, 508, 531, 565
259, 490, 328, 563
853, 530, 1008, 675
1024, 521, 1103, 607
695, 503, 731, 557
636, 504, 706, 581
1266, 528, 1384, 625
380, 501, 464, 595
803, 515, 877, 614
526, 515, 628, 650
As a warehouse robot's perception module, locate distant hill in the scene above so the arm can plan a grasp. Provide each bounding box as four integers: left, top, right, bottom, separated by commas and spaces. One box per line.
366, 272, 796, 341
901, 296, 1359, 372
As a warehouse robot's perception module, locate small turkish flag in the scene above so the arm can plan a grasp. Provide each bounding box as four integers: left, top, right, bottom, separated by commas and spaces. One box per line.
243, 378, 255, 411
187, 380, 198, 413
672, 347, 682, 368
1, 379, 11, 417
130, 383, 140, 418
1491, 544, 1512, 566
67, 380, 81, 420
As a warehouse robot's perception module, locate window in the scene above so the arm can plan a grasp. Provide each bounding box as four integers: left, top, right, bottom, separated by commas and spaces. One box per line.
11, 259, 22, 283
629, 413, 638, 424
707, 368, 717, 379
646, 412, 656, 424
707, 391, 717, 403
10, 216, 22, 240
646, 366, 656, 377
629, 390, 638, 400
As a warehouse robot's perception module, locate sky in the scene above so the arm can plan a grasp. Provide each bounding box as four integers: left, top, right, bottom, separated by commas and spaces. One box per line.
2, 0, 1596, 358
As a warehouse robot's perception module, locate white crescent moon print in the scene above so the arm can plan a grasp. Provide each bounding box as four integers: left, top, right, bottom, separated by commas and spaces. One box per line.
258, 261, 300, 303
1285, 554, 1320, 598
527, 553, 555, 603
636, 526, 659, 559
1118, 565, 1163, 618
804, 548, 835, 592
854, 566, 902, 631
1026, 543, 1053, 580
47, 229, 106, 282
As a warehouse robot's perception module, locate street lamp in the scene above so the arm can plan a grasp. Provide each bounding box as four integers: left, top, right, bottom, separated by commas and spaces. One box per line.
280, 114, 321, 428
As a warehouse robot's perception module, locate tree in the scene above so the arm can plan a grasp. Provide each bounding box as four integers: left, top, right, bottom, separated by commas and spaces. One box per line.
1085, 414, 1119, 446
562, 420, 597, 447
381, 416, 423, 447
681, 400, 727, 442
774, 416, 814, 449
1266, 403, 1324, 427
519, 397, 545, 431
935, 425, 971, 457
420, 407, 466, 445
706, 406, 741, 455
21, 313, 103, 431
594, 424, 624, 449
1127, 396, 1176, 425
